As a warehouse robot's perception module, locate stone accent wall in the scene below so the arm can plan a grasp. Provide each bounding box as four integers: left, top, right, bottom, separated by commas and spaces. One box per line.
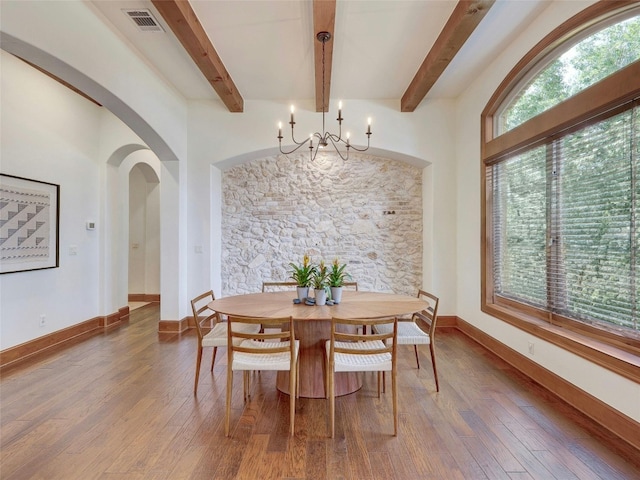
221, 152, 422, 296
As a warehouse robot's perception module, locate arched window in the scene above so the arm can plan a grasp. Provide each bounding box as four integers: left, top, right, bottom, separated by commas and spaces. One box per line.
498, 13, 640, 133
481, 2, 640, 381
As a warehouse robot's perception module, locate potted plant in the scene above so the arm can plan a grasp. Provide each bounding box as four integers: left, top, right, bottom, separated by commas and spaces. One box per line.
289, 254, 316, 301
311, 260, 330, 306
328, 258, 349, 304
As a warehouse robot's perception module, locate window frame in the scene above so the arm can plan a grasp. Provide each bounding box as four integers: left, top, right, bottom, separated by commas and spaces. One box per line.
481, 1, 640, 383
495, 8, 640, 134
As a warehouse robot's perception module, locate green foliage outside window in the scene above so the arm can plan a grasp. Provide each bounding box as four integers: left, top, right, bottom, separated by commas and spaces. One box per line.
494, 101, 639, 333
492, 14, 640, 334
494, 146, 547, 306
500, 15, 640, 132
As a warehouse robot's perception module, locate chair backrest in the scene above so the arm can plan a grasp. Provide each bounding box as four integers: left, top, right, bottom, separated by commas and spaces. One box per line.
342, 281, 359, 291
414, 290, 439, 338
226, 315, 295, 358
329, 316, 397, 359
262, 281, 299, 292
190, 290, 218, 342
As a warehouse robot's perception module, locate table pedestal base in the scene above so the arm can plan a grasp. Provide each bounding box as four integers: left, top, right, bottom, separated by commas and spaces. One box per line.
277, 371, 361, 399
276, 319, 362, 398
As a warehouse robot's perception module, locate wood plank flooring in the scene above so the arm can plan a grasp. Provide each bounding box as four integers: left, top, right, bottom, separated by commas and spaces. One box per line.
1, 304, 638, 479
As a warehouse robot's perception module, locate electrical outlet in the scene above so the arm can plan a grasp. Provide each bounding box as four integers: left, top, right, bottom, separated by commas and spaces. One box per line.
39, 314, 46, 327
528, 341, 535, 355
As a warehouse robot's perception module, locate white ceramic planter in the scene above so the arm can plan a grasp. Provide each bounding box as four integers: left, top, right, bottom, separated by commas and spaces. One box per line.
314, 288, 327, 306
296, 286, 309, 301
330, 286, 343, 303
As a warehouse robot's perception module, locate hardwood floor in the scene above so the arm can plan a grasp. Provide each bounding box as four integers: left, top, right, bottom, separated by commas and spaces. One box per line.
1, 304, 638, 479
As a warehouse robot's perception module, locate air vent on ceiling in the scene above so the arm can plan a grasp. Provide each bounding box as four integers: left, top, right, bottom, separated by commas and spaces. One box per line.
123, 9, 164, 32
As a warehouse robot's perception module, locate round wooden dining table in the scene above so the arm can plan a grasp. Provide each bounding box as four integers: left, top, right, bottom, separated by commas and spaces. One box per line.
209, 290, 428, 398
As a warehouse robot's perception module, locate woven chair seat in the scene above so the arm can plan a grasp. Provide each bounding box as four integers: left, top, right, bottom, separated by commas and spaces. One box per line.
325, 340, 392, 372
375, 321, 430, 345
232, 340, 300, 371
201, 322, 260, 348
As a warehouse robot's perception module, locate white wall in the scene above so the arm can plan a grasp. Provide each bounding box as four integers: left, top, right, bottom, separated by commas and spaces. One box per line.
0, 51, 163, 350
0, 51, 102, 349
453, 1, 640, 422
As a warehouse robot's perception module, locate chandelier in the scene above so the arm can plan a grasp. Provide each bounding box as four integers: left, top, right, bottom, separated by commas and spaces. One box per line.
277, 31, 372, 161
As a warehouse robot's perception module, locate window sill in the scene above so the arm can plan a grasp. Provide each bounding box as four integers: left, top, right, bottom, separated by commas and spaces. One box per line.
482, 303, 640, 383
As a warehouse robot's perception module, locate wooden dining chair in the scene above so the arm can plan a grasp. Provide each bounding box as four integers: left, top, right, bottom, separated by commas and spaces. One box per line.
225, 315, 299, 437
373, 289, 440, 391
326, 316, 398, 437
190, 291, 260, 395
342, 281, 358, 291
262, 281, 299, 292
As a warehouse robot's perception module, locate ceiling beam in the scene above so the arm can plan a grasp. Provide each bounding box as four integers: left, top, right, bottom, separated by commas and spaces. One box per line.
151, 0, 244, 112
313, 0, 336, 112
401, 0, 494, 112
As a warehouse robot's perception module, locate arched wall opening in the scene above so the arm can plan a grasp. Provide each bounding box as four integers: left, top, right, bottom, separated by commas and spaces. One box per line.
2, 3, 188, 321
215, 149, 432, 297
102, 146, 163, 316
128, 163, 161, 303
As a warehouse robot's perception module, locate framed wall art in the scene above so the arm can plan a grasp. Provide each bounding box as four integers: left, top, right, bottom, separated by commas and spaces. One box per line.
0, 174, 60, 274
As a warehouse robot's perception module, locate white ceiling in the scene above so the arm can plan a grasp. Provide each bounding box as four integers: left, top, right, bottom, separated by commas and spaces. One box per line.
90, 0, 550, 106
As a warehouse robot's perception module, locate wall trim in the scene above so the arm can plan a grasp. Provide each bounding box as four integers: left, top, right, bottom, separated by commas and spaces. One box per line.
437, 315, 457, 329
128, 293, 160, 302
158, 317, 189, 334
456, 316, 640, 453
0, 307, 129, 370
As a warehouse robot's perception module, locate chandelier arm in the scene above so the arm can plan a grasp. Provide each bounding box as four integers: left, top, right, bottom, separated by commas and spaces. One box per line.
310, 142, 323, 161
326, 132, 343, 144
289, 125, 309, 146
325, 136, 349, 161
279, 138, 311, 156
344, 140, 371, 153
327, 131, 371, 154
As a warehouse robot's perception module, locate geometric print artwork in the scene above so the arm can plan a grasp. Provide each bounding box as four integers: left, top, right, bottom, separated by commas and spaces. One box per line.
0, 184, 51, 263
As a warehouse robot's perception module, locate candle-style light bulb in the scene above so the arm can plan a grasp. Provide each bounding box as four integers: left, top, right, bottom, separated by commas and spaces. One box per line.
278, 122, 282, 137
290, 105, 295, 123
338, 100, 342, 115
367, 117, 372, 134
346, 131, 350, 146
309, 133, 313, 148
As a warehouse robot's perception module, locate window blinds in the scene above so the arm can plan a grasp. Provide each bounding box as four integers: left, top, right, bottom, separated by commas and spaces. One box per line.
491, 104, 639, 332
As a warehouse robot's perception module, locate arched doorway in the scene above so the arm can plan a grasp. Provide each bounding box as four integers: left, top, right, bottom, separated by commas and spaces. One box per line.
127, 162, 160, 309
